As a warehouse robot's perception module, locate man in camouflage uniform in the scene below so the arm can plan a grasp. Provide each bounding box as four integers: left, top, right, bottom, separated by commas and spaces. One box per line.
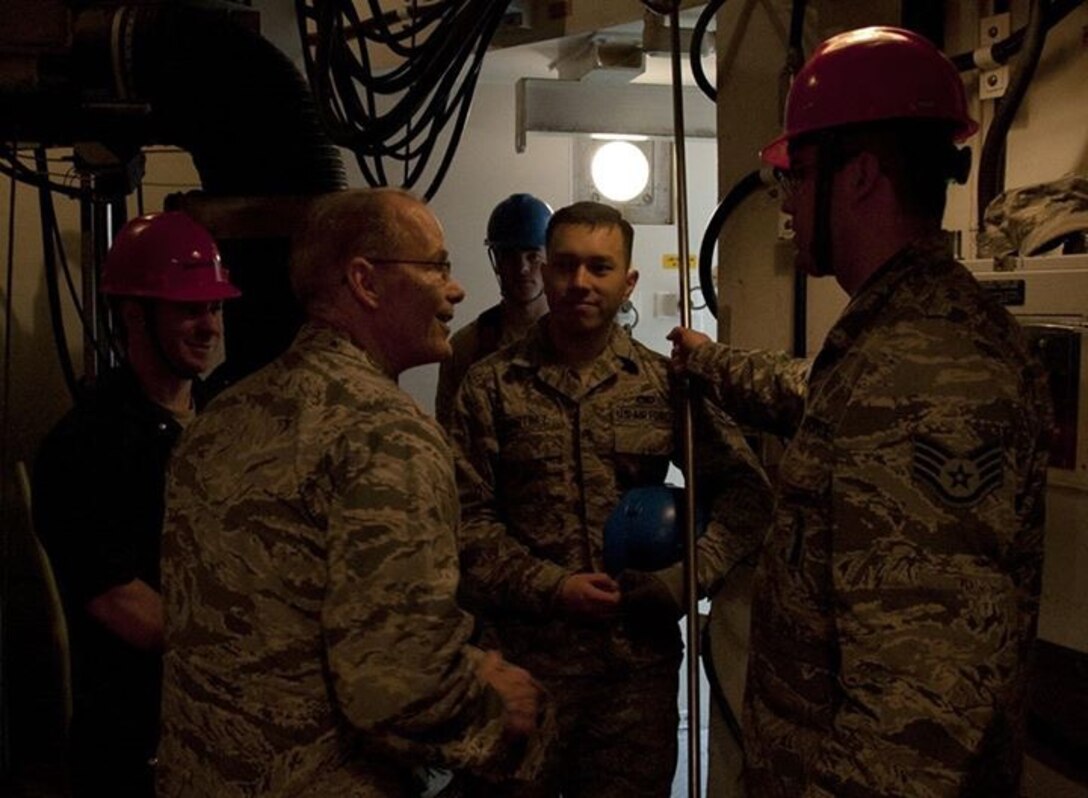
157, 188, 550, 797
435, 193, 552, 428
450, 201, 773, 797
671, 27, 1052, 797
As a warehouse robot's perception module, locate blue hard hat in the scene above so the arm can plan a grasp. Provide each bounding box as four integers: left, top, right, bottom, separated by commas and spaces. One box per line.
485, 193, 552, 250
603, 485, 708, 576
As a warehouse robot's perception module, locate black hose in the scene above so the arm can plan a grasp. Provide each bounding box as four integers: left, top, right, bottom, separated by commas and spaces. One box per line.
691, 0, 727, 102
34, 149, 79, 402
697, 170, 768, 319
122, 4, 346, 196
977, 0, 1049, 217
297, 0, 503, 198
788, 0, 806, 52
700, 618, 745, 754
0, 149, 84, 199
949, 0, 1081, 72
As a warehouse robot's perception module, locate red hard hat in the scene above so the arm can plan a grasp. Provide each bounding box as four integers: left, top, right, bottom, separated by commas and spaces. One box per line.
761, 26, 978, 168
101, 211, 242, 302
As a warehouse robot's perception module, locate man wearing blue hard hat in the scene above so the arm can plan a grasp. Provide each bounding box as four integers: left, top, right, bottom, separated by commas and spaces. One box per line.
450, 201, 773, 798
435, 193, 552, 427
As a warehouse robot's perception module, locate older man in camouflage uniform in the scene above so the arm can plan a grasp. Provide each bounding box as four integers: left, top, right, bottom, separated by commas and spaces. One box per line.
157, 188, 550, 797
450, 201, 773, 798
671, 27, 1052, 797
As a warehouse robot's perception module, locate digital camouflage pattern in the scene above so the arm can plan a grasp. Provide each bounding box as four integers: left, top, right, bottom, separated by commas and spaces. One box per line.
435, 302, 534, 430
450, 320, 773, 795
687, 236, 1053, 797
462, 666, 680, 798
978, 174, 1088, 258
158, 322, 549, 798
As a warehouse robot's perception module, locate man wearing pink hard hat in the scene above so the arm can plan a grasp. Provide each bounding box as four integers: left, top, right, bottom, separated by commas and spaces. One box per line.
33, 211, 240, 796
670, 27, 1051, 796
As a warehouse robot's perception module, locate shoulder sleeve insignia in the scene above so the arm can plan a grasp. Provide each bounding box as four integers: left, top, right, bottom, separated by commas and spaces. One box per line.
912, 436, 1004, 507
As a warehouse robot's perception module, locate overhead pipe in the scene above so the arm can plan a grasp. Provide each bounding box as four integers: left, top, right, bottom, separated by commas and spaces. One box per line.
86, 2, 347, 378
101, 3, 346, 196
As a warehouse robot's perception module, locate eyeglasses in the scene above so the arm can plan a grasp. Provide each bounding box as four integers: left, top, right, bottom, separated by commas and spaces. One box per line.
776, 147, 862, 197
774, 167, 805, 198
367, 257, 452, 278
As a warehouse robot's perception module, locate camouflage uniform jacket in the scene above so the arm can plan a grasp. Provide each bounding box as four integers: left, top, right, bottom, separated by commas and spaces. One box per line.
158, 322, 546, 797
686, 237, 1052, 797
435, 301, 536, 429
451, 320, 772, 676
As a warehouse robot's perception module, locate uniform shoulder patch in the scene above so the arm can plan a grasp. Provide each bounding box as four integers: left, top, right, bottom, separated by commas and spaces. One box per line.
912, 436, 1004, 507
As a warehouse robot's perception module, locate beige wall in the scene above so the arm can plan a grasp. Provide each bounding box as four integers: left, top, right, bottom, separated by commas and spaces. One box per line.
715, 0, 1088, 352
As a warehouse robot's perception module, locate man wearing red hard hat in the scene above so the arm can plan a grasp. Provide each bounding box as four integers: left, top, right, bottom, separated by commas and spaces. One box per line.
33, 211, 240, 797
670, 27, 1052, 796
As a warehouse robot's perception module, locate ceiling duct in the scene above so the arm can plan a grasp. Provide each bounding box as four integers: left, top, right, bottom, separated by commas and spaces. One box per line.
492, 0, 707, 49
516, 79, 715, 152
555, 38, 646, 82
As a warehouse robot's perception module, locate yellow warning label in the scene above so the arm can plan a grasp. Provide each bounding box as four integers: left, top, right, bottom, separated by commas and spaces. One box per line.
662, 254, 698, 269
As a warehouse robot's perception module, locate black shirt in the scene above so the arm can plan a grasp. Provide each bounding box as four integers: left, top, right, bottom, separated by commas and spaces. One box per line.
33, 367, 186, 778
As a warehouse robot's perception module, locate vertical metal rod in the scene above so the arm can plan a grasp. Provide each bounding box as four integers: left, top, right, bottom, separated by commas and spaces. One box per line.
667, 4, 702, 796
103, 201, 121, 370
80, 174, 100, 381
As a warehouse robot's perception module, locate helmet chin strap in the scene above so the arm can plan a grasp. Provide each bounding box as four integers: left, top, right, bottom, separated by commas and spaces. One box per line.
490, 247, 544, 307
810, 136, 840, 279
503, 285, 545, 306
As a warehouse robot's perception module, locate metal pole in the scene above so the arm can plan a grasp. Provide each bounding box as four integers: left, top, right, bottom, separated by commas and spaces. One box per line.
665, 4, 702, 796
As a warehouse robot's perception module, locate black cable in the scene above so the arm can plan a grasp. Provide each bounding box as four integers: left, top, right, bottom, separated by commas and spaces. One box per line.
700, 619, 745, 755
48, 203, 117, 368
697, 170, 768, 319
787, 0, 806, 52
34, 149, 79, 401
691, 0, 727, 102
978, 0, 1049, 217
2, 147, 115, 368
296, 0, 510, 197
0, 148, 85, 200
949, 0, 1082, 72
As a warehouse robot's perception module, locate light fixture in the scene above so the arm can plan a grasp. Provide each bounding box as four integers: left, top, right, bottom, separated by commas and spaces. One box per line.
591, 141, 650, 202
573, 137, 673, 225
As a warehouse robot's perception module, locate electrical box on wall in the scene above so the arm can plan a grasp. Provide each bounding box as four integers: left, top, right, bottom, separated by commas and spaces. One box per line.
966, 255, 1088, 489
966, 254, 1088, 654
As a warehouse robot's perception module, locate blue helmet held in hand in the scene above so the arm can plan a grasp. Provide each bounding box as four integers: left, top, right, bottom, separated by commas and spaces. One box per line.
603, 485, 708, 576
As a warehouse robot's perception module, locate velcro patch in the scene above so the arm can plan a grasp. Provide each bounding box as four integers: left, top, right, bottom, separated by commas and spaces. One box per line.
912, 436, 1004, 507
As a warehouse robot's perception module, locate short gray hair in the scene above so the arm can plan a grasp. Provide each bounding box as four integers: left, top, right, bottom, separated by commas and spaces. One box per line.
290, 187, 422, 308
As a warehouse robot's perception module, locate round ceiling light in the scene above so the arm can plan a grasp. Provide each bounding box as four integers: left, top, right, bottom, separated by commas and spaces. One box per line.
591, 141, 650, 203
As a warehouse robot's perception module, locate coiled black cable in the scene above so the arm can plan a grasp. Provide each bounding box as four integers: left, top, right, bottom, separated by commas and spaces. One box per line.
34, 149, 79, 401
296, 0, 508, 199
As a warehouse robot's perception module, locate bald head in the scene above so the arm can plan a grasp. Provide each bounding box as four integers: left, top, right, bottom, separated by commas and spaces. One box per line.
291, 187, 435, 310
